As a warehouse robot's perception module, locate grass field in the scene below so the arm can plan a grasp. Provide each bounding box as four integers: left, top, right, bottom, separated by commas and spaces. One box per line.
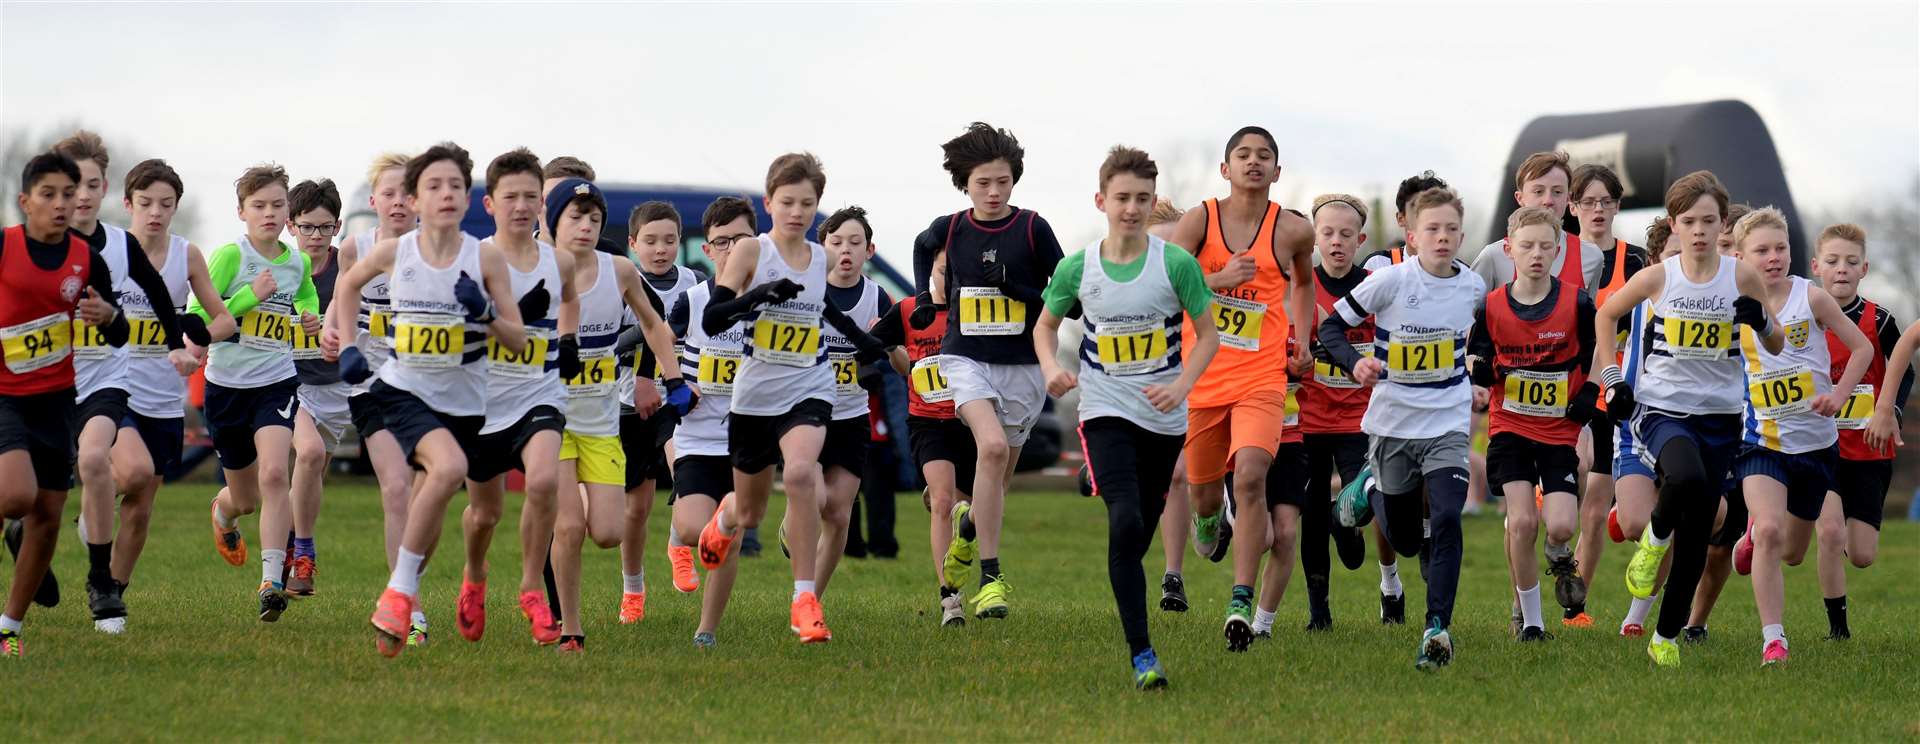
3, 477, 1917, 741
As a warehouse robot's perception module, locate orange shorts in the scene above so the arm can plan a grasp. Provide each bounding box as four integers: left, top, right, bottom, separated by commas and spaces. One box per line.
1182, 389, 1287, 484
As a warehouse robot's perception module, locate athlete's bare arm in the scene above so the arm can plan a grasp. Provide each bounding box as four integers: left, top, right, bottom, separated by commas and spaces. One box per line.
1274, 211, 1316, 373
555, 248, 580, 337
1592, 262, 1664, 373
476, 242, 527, 354
1811, 284, 1874, 415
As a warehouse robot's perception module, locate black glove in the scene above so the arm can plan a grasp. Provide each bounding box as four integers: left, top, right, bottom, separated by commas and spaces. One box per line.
908, 291, 940, 330
1733, 295, 1770, 333
664, 376, 699, 418
556, 335, 581, 380
1470, 359, 1498, 388
981, 258, 1011, 288
180, 313, 212, 346
339, 346, 371, 385
857, 360, 885, 394
454, 271, 495, 323
1566, 381, 1601, 424
517, 279, 550, 322
765, 278, 804, 306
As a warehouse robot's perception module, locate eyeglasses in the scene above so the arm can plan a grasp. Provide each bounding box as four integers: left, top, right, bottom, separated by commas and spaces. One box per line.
707, 233, 755, 249
293, 223, 340, 236
1575, 198, 1618, 211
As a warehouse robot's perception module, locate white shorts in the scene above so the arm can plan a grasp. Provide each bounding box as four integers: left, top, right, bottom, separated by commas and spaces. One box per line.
942, 356, 1045, 448
298, 382, 352, 450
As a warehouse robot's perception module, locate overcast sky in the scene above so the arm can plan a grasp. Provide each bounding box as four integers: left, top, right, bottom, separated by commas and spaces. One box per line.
4, 1, 1915, 273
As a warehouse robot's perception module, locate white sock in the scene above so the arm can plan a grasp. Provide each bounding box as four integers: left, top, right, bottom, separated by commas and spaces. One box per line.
1762, 623, 1787, 646
1646, 526, 1672, 548
1518, 584, 1543, 629
1379, 562, 1403, 596
716, 506, 736, 535
667, 523, 683, 548
1252, 608, 1277, 634
388, 548, 426, 597
213, 501, 237, 529
411, 610, 428, 628
1624, 594, 1656, 627
793, 579, 817, 600
0, 614, 20, 633
1422, 518, 1431, 539
261, 549, 286, 587
1653, 631, 1675, 645
623, 572, 645, 594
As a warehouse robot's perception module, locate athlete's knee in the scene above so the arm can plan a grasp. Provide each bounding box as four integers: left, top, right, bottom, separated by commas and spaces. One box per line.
1106, 501, 1148, 545
76, 445, 113, 482
1506, 509, 1540, 539
976, 434, 1010, 466
1656, 441, 1708, 494
0, 483, 31, 519
468, 499, 503, 529
1750, 518, 1785, 552
1815, 516, 1846, 548
1270, 512, 1299, 549
625, 492, 654, 521
781, 463, 820, 497
552, 515, 586, 546
257, 458, 292, 489
523, 470, 557, 499
1851, 543, 1877, 568
1230, 468, 1265, 501
293, 437, 329, 472
927, 485, 958, 515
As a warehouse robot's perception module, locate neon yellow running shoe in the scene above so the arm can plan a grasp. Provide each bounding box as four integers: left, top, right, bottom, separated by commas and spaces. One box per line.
943, 501, 976, 591
1624, 526, 1669, 600
1648, 635, 1680, 668
973, 577, 1011, 620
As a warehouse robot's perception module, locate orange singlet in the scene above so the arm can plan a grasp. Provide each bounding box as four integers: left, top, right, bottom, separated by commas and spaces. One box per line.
1184, 198, 1290, 408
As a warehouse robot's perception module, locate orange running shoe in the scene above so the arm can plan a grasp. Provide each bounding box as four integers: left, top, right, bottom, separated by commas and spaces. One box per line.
557, 636, 585, 654
619, 591, 646, 624
1607, 507, 1625, 543
669, 545, 700, 593
698, 495, 738, 570
370, 588, 413, 658
209, 497, 247, 567
1620, 622, 1645, 638
286, 555, 317, 597
518, 591, 561, 646
457, 580, 486, 642
1534, 486, 1544, 512
790, 591, 831, 644
1562, 612, 1595, 629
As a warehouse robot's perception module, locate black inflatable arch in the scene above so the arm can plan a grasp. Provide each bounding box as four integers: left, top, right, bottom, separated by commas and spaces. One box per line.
1489, 100, 1807, 276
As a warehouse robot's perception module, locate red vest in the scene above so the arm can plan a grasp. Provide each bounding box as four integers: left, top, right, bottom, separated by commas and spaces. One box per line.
0, 225, 91, 395
1829, 300, 1890, 461
897, 295, 955, 420
1485, 279, 1586, 446
1299, 268, 1372, 435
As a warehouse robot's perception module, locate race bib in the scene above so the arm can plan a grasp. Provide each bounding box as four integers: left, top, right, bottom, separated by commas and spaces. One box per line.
1503, 369, 1570, 418
751, 308, 821, 368
290, 317, 323, 361
832, 352, 861, 397
957, 286, 1025, 336
1835, 384, 1875, 430
1748, 366, 1814, 420
126, 308, 169, 358
1314, 343, 1370, 389
366, 308, 394, 349
1210, 293, 1267, 351
1385, 330, 1456, 385
70, 317, 110, 360
911, 356, 952, 403
696, 348, 742, 397
392, 314, 463, 369
1, 313, 71, 374
1283, 383, 1301, 428
1662, 310, 1733, 361
239, 305, 294, 353
486, 328, 552, 380
1093, 320, 1171, 377
566, 349, 617, 398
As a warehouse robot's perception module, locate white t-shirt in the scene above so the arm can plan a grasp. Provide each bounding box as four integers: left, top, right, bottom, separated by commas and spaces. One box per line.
1332, 258, 1485, 440
1471, 231, 1605, 293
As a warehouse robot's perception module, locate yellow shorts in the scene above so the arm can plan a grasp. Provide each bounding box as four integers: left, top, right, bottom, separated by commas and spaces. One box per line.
561, 431, 626, 486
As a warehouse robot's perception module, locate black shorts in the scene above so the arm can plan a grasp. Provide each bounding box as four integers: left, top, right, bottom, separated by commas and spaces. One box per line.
1263, 439, 1310, 510
366, 380, 486, 479
118, 412, 184, 476
0, 389, 77, 491
728, 398, 832, 475
908, 415, 976, 497
468, 405, 566, 482
348, 391, 385, 438
620, 411, 675, 491
671, 454, 733, 505
74, 388, 130, 434
822, 415, 871, 475
205, 378, 299, 470
1833, 457, 1890, 530
1736, 444, 1835, 523
1486, 431, 1582, 494
1587, 416, 1614, 476
1709, 481, 1749, 548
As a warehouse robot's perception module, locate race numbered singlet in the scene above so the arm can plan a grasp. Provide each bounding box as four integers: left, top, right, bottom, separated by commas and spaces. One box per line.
375, 231, 488, 417
205, 235, 309, 389
124, 234, 192, 418
675, 282, 745, 458
565, 251, 624, 437
1300, 266, 1371, 435
72, 224, 132, 399
1185, 199, 1290, 407
898, 295, 955, 418
1279, 333, 1302, 444
1336, 257, 1482, 440
825, 278, 884, 420
1740, 277, 1835, 454
1829, 299, 1889, 458
1640, 254, 1744, 415
352, 228, 396, 393
733, 234, 832, 417
293, 247, 338, 383
0, 225, 89, 395
1485, 279, 1586, 446
622, 265, 701, 406
1076, 236, 1187, 435
481, 242, 564, 435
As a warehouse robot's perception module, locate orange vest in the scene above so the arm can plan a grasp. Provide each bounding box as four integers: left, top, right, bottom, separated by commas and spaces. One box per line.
1184, 198, 1290, 407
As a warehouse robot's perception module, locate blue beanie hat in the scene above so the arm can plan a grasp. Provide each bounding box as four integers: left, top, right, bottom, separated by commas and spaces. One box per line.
545, 177, 606, 240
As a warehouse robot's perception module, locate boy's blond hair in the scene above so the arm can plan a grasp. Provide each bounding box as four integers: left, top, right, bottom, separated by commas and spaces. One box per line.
366, 152, 410, 187
1816, 223, 1867, 255
1311, 193, 1368, 227
1506, 206, 1559, 237
1732, 206, 1789, 249
1148, 198, 1183, 227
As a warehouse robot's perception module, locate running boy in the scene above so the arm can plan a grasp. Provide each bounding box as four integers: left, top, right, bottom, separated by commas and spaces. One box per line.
1298, 193, 1375, 630
807, 205, 893, 596
286, 178, 346, 599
